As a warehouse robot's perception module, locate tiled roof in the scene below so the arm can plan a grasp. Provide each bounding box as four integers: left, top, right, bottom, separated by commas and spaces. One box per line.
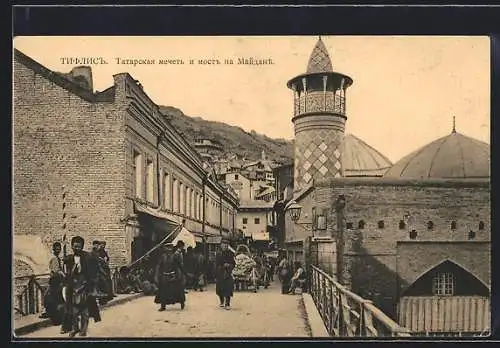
306, 37, 334, 74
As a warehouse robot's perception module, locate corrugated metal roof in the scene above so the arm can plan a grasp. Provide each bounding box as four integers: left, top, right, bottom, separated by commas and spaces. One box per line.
384, 131, 490, 179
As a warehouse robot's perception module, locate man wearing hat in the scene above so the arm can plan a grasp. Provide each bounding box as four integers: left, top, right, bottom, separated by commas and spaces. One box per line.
154, 243, 186, 311
215, 238, 236, 310
175, 240, 188, 293
61, 236, 101, 337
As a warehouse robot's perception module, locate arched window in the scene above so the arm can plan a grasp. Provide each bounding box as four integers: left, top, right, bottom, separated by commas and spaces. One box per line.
432, 272, 455, 296
451, 221, 457, 230
468, 230, 476, 240
399, 220, 406, 230
427, 221, 434, 230
479, 221, 485, 230
358, 220, 365, 229
377, 220, 384, 229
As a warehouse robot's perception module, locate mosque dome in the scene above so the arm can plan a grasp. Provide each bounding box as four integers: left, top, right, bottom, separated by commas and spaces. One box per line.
383, 129, 490, 179
343, 134, 393, 177
306, 37, 334, 74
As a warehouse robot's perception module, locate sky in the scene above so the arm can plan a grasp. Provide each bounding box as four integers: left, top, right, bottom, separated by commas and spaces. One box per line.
13, 36, 490, 163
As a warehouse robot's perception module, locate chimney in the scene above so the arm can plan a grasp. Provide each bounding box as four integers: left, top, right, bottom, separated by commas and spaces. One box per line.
70, 66, 93, 92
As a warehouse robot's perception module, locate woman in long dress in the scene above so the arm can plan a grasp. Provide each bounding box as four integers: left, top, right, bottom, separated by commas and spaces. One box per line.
215, 239, 235, 310
154, 243, 186, 311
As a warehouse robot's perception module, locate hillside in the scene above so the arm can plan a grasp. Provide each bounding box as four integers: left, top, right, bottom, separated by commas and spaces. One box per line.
159, 106, 294, 164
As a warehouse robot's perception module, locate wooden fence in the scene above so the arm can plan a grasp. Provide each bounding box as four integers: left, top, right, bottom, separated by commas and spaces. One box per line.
398, 296, 490, 335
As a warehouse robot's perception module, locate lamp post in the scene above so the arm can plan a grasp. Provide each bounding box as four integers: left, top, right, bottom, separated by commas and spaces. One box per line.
286, 200, 302, 222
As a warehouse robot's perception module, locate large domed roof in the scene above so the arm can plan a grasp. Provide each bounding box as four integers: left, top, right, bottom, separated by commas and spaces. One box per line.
384, 131, 490, 179
343, 134, 393, 177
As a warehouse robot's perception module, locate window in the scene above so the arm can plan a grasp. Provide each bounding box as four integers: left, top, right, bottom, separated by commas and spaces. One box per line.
146, 159, 154, 203
451, 221, 457, 230
163, 173, 170, 209
346, 222, 353, 230
427, 221, 434, 230
378, 220, 385, 229
198, 196, 203, 220
242, 218, 248, 224
235, 174, 239, 180
409, 230, 417, 240
183, 186, 187, 216
468, 230, 476, 240
172, 179, 179, 212
432, 272, 455, 296
191, 190, 196, 217
399, 220, 406, 230
358, 220, 365, 229
479, 221, 485, 230
254, 218, 260, 224
179, 183, 184, 215
133, 151, 143, 198
194, 193, 198, 219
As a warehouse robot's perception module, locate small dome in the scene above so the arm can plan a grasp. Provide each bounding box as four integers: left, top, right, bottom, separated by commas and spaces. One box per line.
384, 131, 490, 179
343, 134, 393, 177
306, 37, 333, 74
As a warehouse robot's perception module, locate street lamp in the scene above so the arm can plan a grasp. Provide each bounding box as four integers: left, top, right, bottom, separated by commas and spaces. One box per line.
285, 200, 302, 222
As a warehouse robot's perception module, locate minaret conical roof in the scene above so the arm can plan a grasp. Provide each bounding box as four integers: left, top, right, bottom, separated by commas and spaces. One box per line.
306, 37, 333, 74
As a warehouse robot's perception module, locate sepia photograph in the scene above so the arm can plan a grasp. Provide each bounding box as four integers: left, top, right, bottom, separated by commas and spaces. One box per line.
12, 35, 491, 339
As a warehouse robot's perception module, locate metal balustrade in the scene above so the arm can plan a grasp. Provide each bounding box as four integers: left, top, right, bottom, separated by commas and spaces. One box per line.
310, 265, 411, 337
13, 273, 50, 317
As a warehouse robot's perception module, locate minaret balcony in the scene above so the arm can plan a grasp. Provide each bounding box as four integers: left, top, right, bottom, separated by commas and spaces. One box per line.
294, 91, 346, 117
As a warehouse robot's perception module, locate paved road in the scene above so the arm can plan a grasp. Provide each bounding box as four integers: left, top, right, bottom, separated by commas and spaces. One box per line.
22, 281, 311, 338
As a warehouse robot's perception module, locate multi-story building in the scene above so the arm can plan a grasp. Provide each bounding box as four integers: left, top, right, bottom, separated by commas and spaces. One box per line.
13, 49, 239, 274
193, 138, 224, 163
242, 150, 276, 184
236, 200, 274, 242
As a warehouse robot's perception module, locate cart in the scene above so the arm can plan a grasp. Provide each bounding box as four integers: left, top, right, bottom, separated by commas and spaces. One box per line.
232, 245, 259, 292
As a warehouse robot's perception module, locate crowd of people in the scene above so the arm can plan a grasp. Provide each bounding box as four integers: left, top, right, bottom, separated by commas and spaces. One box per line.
40, 237, 114, 337
39, 235, 306, 337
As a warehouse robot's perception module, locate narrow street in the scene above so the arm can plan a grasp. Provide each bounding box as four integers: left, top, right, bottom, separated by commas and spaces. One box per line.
21, 281, 311, 338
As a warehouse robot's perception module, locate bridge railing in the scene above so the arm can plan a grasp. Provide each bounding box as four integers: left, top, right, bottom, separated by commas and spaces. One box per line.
13, 273, 51, 317
310, 265, 411, 337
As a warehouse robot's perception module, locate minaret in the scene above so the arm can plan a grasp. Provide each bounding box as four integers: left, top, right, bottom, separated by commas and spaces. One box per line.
287, 37, 353, 188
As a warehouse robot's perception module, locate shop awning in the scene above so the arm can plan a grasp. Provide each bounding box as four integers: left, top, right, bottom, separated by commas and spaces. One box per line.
134, 201, 179, 225
172, 227, 197, 249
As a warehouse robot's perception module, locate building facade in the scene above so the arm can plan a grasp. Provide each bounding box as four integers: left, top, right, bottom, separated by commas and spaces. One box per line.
276, 38, 491, 335
193, 138, 224, 162
13, 49, 239, 274
236, 201, 274, 241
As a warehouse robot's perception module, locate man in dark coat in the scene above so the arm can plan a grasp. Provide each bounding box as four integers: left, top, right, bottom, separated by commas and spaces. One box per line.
154, 243, 186, 311
61, 236, 101, 337
193, 246, 206, 292
183, 246, 195, 289
175, 241, 187, 293
215, 239, 235, 310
